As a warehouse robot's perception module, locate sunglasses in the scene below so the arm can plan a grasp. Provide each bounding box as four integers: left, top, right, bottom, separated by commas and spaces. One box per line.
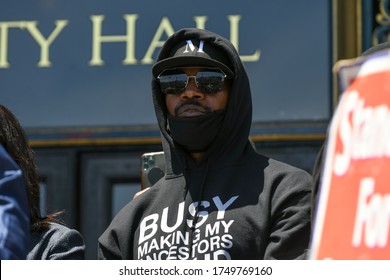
157, 68, 227, 95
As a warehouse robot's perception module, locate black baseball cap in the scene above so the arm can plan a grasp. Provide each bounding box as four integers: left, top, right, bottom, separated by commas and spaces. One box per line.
152, 39, 234, 79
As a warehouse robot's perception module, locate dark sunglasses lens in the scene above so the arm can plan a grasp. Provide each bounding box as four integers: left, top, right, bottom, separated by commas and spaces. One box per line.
158, 71, 187, 94
196, 71, 225, 93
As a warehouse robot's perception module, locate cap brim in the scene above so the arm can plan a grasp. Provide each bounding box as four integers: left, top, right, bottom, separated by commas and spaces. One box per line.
152, 56, 234, 79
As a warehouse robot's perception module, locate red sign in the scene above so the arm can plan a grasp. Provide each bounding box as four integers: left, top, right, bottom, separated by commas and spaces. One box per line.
310, 50, 390, 259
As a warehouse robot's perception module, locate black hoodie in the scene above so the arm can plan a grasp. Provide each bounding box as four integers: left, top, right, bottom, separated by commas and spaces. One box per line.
98, 28, 312, 260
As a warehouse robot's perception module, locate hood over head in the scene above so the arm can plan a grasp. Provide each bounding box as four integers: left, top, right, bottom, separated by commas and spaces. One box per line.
151, 28, 253, 175
152, 37, 234, 79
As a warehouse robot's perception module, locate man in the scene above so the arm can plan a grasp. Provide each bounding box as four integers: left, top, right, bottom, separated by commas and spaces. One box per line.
98, 28, 312, 260
0, 144, 30, 259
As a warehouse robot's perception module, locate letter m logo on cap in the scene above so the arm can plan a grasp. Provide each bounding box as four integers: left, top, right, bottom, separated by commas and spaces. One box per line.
183, 40, 205, 54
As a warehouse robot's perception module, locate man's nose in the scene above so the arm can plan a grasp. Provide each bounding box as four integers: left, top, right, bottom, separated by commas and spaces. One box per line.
180, 77, 204, 99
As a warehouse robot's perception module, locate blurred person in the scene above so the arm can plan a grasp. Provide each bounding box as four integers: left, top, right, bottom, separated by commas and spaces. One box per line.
0, 104, 86, 259
309, 41, 390, 259
0, 144, 30, 259
311, 41, 390, 223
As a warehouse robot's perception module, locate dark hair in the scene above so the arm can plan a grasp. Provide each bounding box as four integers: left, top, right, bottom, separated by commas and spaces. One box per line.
361, 41, 390, 56
0, 104, 62, 232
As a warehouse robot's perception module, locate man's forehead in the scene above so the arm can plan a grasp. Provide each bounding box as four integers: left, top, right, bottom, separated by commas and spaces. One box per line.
175, 66, 219, 73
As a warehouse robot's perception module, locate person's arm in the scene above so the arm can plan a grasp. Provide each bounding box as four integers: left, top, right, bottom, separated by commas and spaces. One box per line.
0, 145, 30, 260
265, 168, 312, 259
98, 199, 139, 260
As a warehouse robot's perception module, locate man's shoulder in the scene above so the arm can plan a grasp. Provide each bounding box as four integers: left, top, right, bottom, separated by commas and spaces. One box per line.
265, 156, 311, 176
258, 155, 312, 193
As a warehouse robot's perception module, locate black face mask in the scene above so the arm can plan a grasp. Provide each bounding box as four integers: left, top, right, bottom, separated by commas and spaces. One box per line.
167, 110, 225, 152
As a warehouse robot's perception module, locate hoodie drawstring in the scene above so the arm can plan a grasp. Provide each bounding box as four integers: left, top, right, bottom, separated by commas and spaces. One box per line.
187, 157, 211, 259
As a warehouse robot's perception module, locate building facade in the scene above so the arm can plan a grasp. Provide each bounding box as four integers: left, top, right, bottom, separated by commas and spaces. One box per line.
1, 0, 389, 259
